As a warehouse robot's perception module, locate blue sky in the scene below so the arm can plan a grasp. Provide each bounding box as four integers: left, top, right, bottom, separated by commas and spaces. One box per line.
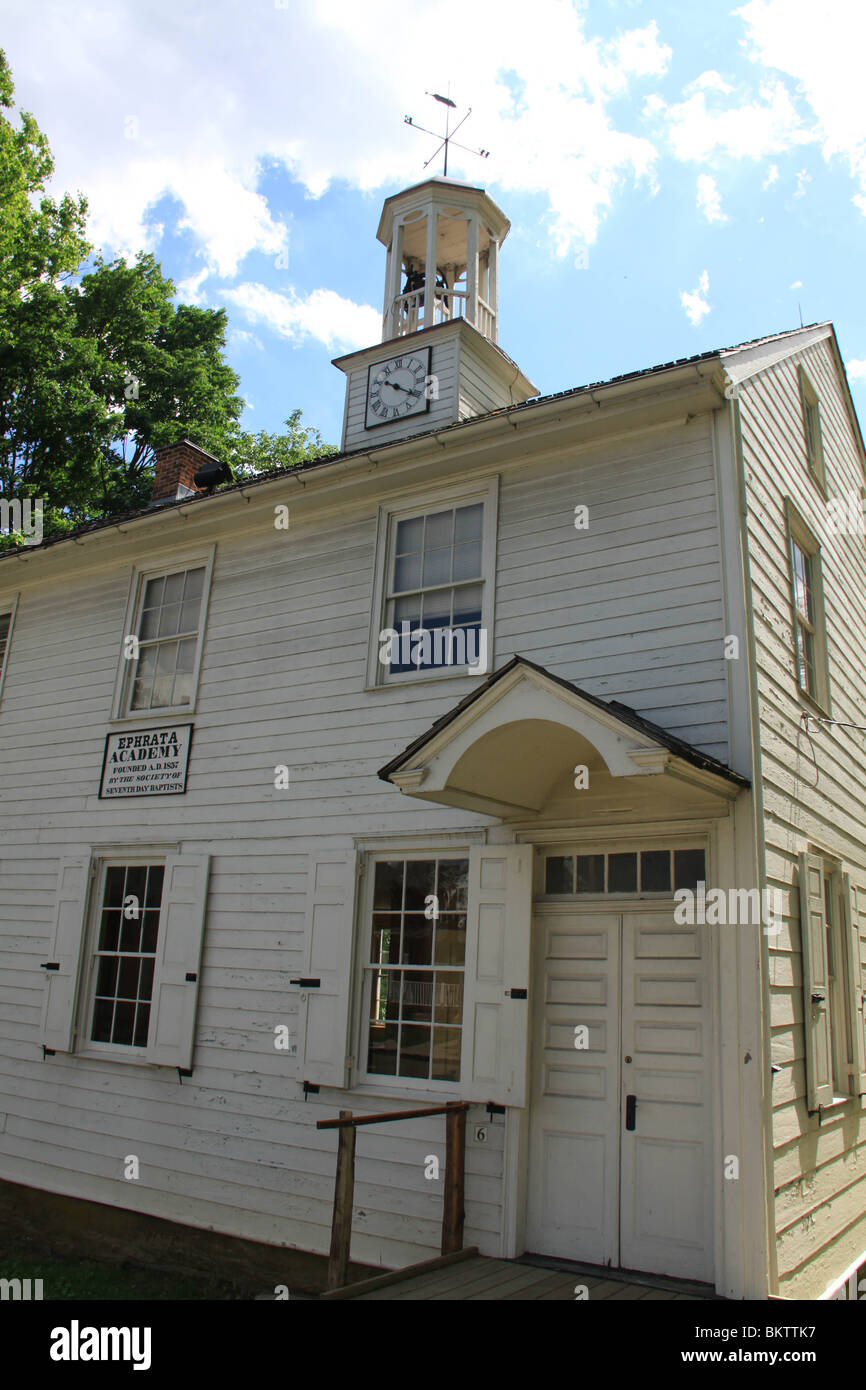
3, 0, 865, 446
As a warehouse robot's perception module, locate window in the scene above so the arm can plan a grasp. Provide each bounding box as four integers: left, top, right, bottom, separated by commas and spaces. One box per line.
41, 853, 210, 1068
798, 366, 825, 488
543, 846, 706, 896
363, 856, 468, 1083
89, 863, 165, 1048
786, 504, 829, 709
799, 852, 866, 1111
367, 479, 497, 685
114, 552, 214, 718
0, 602, 14, 702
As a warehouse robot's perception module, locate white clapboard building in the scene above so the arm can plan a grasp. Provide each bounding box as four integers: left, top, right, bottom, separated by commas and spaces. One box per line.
2, 176, 866, 1300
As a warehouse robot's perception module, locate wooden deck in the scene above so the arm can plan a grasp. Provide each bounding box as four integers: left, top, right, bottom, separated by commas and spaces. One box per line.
321, 1247, 717, 1301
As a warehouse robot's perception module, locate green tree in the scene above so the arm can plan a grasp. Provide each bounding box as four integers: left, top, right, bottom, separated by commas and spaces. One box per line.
227, 409, 337, 480
0, 48, 335, 550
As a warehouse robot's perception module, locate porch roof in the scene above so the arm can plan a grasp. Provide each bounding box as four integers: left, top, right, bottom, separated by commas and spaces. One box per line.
377, 656, 750, 819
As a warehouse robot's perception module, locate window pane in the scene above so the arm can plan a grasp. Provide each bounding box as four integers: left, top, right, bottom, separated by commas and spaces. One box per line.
143, 577, 165, 610
437, 860, 468, 912
433, 974, 463, 1024
674, 849, 706, 891
133, 1004, 151, 1048
608, 852, 637, 893
545, 856, 574, 894
405, 860, 435, 911
402, 914, 434, 966
420, 588, 451, 626
432, 1026, 461, 1081
91, 998, 113, 1043
394, 552, 422, 592
400, 1023, 431, 1078
452, 583, 482, 626
641, 851, 671, 892
434, 914, 466, 966
126, 867, 147, 913
99, 911, 120, 952
163, 573, 185, 605
454, 502, 483, 542
179, 600, 201, 634
367, 1018, 398, 1075
158, 604, 182, 638
422, 547, 451, 587
113, 1000, 136, 1045
402, 970, 434, 1020
183, 567, 205, 600
452, 539, 482, 582
96, 957, 118, 996
104, 867, 125, 908
374, 861, 404, 912
424, 510, 453, 550
371, 914, 399, 965
576, 855, 605, 893
395, 516, 424, 555
140, 607, 160, 641
138, 957, 155, 1001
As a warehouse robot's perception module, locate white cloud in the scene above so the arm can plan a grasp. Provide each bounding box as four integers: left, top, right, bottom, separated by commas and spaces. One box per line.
224, 283, 381, 351
696, 174, 727, 222
789, 279, 803, 289
177, 267, 209, 304
762, 163, 779, 188
229, 328, 264, 351
846, 359, 866, 381
794, 168, 811, 197
685, 70, 734, 96
737, 0, 866, 208
0, 0, 673, 274
648, 79, 812, 163
680, 270, 711, 325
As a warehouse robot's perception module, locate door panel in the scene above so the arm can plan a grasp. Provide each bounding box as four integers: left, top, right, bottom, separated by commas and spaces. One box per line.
620, 909, 712, 1281
525, 905, 712, 1283
525, 911, 620, 1263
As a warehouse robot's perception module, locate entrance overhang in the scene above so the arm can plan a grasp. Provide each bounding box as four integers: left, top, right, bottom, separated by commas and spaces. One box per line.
378, 657, 749, 818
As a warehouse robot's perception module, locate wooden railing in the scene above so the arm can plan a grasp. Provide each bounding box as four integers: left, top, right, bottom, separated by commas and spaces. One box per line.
317, 1101, 469, 1292
388, 288, 496, 340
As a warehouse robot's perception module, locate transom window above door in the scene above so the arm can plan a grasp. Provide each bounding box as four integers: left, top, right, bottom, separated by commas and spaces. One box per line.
544, 847, 706, 896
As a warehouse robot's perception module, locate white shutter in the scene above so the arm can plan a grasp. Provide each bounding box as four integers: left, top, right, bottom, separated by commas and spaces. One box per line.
147, 854, 210, 1069
460, 844, 533, 1107
298, 851, 359, 1088
842, 871, 866, 1098
799, 852, 833, 1111
42, 858, 92, 1052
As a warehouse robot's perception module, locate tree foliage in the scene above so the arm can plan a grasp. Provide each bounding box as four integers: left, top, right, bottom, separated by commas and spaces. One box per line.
0, 49, 334, 549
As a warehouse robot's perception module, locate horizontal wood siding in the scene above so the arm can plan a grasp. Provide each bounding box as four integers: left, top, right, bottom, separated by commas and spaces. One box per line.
0, 404, 729, 1267
739, 336, 866, 1298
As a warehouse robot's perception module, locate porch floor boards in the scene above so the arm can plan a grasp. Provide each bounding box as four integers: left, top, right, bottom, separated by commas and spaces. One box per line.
332, 1253, 714, 1301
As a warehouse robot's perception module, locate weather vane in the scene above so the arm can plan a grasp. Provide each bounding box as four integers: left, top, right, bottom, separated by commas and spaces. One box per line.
404, 90, 490, 177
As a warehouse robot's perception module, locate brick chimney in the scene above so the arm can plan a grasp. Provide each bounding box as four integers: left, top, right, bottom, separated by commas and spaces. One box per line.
151, 440, 222, 505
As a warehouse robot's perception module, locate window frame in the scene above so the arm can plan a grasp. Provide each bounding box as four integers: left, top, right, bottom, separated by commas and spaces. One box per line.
785, 501, 830, 713
798, 365, 826, 492
0, 592, 19, 706
353, 847, 472, 1096
110, 545, 215, 722
75, 853, 167, 1066
365, 476, 498, 689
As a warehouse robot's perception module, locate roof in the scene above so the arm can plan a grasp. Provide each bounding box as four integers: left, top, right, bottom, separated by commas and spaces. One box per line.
377, 655, 751, 790
0, 322, 832, 562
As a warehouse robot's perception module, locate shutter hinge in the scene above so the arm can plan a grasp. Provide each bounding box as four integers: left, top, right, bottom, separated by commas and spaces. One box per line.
486, 1102, 505, 1116
177, 1067, 193, 1082
42, 1046, 56, 1058
185, 972, 197, 982
40, 962, 60, 971
506, 987, 527, 999
303, 1081, 320, 1097
291, 978, 321, 988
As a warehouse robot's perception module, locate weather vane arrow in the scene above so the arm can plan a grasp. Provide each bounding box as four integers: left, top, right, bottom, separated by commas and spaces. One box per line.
404, 89, 490, 177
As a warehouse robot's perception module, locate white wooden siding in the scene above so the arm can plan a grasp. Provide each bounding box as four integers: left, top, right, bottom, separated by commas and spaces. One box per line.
738, 335, 866, 1298
0, 401, 730, 1269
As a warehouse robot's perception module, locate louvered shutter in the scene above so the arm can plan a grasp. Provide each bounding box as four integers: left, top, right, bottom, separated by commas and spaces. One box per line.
842, 871, 866, 1098
459, 844, 533, 1106
147, 854, 210, 1068
298, 851, 359, 1087
42, 858, 91, 1052
799, 852, 833, 1111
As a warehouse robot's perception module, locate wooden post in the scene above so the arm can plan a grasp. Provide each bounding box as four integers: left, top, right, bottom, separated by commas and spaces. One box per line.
441, 1105, 466, 1255
327, 1110, 356, 1291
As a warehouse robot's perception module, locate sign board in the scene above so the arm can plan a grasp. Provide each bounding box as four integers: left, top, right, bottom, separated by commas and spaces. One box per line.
99, 724, 193, 798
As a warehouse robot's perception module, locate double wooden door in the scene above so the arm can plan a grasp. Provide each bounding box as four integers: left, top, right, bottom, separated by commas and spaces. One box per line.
525, 906, 713, 1282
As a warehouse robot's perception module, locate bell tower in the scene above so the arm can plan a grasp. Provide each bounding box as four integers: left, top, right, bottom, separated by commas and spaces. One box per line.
332, 177, 537, 452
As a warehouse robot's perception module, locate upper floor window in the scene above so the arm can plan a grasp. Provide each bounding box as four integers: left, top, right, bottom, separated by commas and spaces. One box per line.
113, 550, 214, 718
786, 503, 829, 710
798, 366, 825, 489
367, 479, 498, 686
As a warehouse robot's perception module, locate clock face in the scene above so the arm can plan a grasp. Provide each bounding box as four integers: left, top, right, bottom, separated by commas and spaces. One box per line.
365, 347, 432, 428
